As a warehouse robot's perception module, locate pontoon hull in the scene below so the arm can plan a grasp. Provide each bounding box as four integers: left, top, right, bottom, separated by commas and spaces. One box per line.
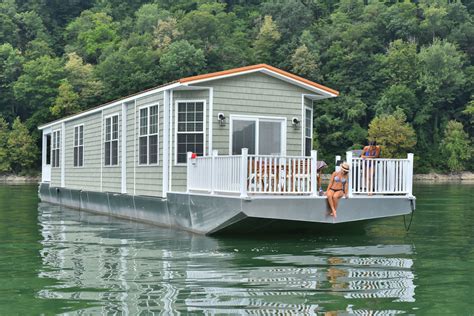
39, 183, 415, 235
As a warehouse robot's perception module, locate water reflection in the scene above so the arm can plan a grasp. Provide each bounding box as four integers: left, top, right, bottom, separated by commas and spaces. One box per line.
37, 202, 416, 314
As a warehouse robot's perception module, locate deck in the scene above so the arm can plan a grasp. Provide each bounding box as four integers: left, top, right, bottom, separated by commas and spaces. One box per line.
186, 150, 415, 198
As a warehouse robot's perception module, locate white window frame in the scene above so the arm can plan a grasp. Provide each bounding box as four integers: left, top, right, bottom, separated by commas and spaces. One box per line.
304, 106, 313, 157
51, 129, 61, 168
229, 115, 287, 156
73, 124, 84, 168
104, 113, 120, 167
138, 102, 160, 166
174, 99, 207, 165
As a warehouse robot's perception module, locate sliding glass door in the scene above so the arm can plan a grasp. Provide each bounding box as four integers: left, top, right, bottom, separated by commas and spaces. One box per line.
231, 116, 285, 155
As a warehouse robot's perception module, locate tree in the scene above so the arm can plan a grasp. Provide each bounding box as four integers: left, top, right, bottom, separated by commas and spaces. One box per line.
368, 110, 416, 158
50, 80, 80, 118
13, 55, 65, 121
160, 40, 206, 80
0, 44, 23, 120
134, 4, 169, 34
440, 120, 472, 172
64, 52, 104, 107
96, 35, 161, 100
379, 40, 418, 88
7, 117, 38, 174
417, 39, 466, 142
0, 0, 19, 46
375, 85, 418, 121
0, 116, 11, 173
253, 15, 281, 63
153, 17, 182, 52
65, 10, 119, 63
291, 44, 322, 82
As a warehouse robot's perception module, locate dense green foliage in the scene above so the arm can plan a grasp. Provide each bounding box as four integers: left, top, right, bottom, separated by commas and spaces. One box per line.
368, 110, 417, 158
0, 116, 38, 174
440, 120, 472, 172
0, 0, 472, 174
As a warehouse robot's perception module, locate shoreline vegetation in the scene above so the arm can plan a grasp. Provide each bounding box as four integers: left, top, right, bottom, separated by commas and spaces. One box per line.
3, 172, 473, 184
0, 1, 472, 177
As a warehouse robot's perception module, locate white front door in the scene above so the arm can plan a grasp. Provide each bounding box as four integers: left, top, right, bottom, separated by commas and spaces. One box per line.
42, 133, 51, 182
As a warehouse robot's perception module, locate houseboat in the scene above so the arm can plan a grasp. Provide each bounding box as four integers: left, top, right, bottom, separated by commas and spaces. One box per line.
38, 64, 415, 235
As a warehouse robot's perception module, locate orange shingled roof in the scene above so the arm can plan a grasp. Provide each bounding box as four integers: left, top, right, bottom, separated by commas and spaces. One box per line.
179, 64, 339, 96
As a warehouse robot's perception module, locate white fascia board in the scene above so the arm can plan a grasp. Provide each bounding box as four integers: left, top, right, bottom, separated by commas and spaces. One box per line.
181, 68, 338, 98
260, 69, 337, 98
38, 82, 182, 130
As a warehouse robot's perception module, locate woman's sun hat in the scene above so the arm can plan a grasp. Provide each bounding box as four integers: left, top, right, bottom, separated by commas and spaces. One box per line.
340, 162, 350, 172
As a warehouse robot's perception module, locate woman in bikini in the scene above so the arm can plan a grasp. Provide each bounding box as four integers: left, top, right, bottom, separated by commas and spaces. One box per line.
326, 162, 349, 218
361, 140, 380, 195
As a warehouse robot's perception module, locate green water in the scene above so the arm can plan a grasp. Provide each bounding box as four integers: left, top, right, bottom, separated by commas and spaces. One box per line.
0, 184, 472, 315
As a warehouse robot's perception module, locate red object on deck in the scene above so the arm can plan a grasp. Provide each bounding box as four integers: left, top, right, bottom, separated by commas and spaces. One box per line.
191, 153, 197, 159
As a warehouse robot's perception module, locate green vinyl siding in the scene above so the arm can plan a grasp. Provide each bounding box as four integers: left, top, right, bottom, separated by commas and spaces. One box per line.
171, 89, 210, 192
199, 72, 312, 159
64, 113, 101, 191
127, 92, 164, 197
102, 107, 122, 193
49, 123, 62, 187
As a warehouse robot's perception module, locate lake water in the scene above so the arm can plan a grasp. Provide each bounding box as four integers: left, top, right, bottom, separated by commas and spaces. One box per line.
0, 184, 472, 315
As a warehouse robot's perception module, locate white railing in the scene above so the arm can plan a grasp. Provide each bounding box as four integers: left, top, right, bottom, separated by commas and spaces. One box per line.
187, 150, 414, 197
346, 151, 414, 196
187, 149, 319, 196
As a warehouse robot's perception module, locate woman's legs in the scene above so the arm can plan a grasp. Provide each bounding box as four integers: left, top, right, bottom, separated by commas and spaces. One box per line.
326, 190, 336, 215
332, 191, 345, 216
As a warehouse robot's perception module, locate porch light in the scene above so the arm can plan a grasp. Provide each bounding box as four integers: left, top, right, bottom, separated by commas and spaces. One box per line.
292, 117, 301, 129
217, 112, 226, 126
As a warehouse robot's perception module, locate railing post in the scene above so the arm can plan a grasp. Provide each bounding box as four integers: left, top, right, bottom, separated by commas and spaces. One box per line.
311, 150, 318, 196
240, 148, 248, 198
186, 151, 193, 193
346, 151, 353, 198
211, 150, 218, 194
335, 155, 341, 172
407, 153, 414, 196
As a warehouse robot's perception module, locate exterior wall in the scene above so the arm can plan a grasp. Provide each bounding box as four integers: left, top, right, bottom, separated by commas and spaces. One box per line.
64, 112, 102, 191
199, 72, 314, 158
45, 71, 320, 195
101, 106, 122, 193
127, 92, 164, 196
50, 123, 62, 187
170, 89, 210, 192
49, 94, 165, 196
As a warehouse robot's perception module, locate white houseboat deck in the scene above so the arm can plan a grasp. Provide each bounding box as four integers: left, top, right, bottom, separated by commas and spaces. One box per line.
186, 150, 414, 198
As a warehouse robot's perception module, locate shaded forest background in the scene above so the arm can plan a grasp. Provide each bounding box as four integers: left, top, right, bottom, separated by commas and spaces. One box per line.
0, 0, 472, 174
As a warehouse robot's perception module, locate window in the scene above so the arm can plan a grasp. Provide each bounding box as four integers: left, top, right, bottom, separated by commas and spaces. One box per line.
51, 130, 60, 168
139, 104, 159, 165
176, 101, 205, 163
231, 117, 285, 155
45, 134, 51, 165
73, 125, 84, 167
304, 107, 313, 156
104, 115, 119, 166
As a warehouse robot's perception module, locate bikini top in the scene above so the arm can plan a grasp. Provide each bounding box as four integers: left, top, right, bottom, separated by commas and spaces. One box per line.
364, 147, 377, 157
334, 175, 347, 183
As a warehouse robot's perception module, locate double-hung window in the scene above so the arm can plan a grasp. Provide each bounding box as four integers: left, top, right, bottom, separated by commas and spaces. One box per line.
176, 101, 205, 164
104, 115, 119, 166
304, 107, 313, 156
139, 104, 159, 165
73, 125, 84, 167
51, 130, 60, 168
